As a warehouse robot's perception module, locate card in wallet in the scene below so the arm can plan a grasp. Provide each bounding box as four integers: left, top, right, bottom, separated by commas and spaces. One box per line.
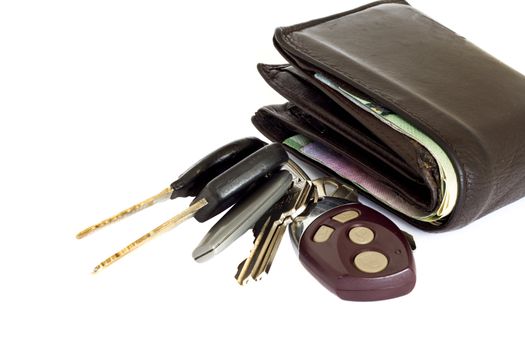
252, 0, 525, 231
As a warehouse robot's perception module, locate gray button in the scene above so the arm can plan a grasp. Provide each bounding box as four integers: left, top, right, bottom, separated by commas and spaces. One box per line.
332, 210, 359, 223
354, 251, 388, 273
313, 225, 335, 243
348, 226, 374, 245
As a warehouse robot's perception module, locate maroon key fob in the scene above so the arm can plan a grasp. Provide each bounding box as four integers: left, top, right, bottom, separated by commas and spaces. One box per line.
290, 196, 416, 302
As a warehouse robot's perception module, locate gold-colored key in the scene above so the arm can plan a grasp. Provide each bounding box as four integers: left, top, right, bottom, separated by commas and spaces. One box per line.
235, 161, 317, 285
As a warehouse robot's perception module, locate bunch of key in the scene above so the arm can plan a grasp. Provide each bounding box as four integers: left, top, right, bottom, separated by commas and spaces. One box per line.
77, 138, 416, 301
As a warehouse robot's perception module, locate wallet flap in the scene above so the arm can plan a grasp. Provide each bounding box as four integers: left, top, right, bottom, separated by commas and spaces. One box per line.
271, 1, 525, 229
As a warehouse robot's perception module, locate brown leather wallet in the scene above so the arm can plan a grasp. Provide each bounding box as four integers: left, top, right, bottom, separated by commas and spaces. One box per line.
252, 0, 525, 231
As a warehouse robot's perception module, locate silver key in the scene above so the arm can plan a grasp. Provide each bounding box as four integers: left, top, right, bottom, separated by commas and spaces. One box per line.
235, 160, 317, 285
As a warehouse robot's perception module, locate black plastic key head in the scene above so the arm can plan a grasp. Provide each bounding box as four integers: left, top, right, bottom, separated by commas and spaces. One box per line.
170, 137, 266, 199
192, 143, 289, 222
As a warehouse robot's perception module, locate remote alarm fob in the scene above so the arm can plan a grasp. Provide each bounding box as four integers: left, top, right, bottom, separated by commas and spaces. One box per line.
290, 186, 416, 301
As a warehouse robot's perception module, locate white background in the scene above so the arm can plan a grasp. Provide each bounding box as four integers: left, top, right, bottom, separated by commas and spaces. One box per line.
1, 1, 524, 349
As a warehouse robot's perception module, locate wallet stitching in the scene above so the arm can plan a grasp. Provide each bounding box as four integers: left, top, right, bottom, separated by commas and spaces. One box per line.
282, 31, 469, 226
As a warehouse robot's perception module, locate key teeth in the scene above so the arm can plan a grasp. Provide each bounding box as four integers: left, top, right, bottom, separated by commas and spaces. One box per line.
235, 166, 315, 287
235, 260, 245, 277
75, 187, 174, 240
235, 259, 267, 285
252, 272, 267, 282
235, 260, 248, 285
250, 257, 275, 282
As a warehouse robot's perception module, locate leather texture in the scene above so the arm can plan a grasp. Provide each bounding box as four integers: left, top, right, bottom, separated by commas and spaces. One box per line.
252, 0, 525, 231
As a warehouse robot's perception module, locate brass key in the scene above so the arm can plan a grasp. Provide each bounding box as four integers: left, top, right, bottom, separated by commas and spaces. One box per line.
235, 160, 317, 285
82, 143, 288, 273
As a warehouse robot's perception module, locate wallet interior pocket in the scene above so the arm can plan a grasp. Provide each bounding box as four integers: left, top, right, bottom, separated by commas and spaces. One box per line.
254, 63, 455, 224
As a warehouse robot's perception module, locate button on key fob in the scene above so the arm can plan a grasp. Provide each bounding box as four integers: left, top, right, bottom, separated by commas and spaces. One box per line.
291, 194, 416, 301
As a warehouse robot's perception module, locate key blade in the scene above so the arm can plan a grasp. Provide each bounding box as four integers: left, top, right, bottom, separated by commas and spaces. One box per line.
235, 178, 316, 285
92, 198, 208, 273
76, 187, 173, 239
247, 218, 283, 281
235, 207, 284, 285
246, 190, 303, 281
251, 222, 288, 281
235, 212, 284, 285
235, 218, 270, 285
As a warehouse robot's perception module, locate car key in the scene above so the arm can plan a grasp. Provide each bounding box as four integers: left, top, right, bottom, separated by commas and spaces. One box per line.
192, 170, 293, 262
76, 137, 266, 239
86, 143, 289, 273
290, 178, 416, 301
235, 160, 317, 285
